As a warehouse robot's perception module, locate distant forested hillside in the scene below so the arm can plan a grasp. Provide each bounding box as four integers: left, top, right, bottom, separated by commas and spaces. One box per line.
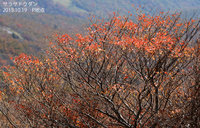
41, 0, 200, 17
0, 13, 84, 65
1, 0, 200, 17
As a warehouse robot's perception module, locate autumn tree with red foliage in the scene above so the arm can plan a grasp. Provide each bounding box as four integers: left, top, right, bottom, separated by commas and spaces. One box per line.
1, 12, 199, 127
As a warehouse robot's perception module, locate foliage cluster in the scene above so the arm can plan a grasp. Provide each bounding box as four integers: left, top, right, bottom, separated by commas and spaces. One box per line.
0, 12, 199, 127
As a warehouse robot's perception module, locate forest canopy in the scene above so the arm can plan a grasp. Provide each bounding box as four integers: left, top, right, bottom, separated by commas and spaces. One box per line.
0, 11, 199, 127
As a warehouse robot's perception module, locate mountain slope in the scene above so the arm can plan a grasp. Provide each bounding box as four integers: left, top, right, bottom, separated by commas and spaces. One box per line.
0, 13, 85, 65
1, 0, 199, 18
51, 0, 200, 17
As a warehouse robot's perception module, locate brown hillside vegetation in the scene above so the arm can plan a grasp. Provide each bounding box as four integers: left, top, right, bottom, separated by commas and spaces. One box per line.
0, 13, 84, 65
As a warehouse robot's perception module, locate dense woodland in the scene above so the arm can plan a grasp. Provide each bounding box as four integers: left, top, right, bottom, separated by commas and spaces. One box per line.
0, 10, 199, 127
0, 0, 200, 65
